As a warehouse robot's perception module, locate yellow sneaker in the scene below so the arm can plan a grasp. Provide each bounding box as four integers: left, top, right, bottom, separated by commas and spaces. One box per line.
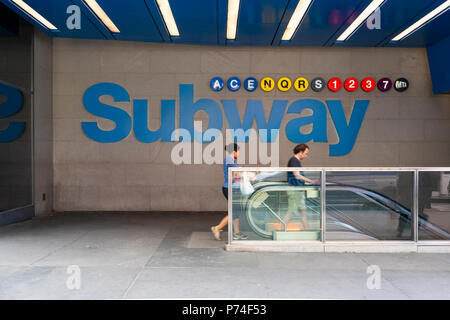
211, 226, 221, 241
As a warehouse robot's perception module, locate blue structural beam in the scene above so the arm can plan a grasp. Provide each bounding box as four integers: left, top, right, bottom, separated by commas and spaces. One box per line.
427, 34, 450, 94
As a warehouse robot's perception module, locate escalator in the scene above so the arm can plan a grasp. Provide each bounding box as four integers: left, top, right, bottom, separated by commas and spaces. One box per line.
241, 180, 450, 241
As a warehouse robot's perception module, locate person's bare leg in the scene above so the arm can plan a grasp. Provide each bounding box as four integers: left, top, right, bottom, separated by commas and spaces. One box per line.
216, 215, 228, 231
283, 211, 293, 224
233, 218, 240, 234
300, 209, 309, 230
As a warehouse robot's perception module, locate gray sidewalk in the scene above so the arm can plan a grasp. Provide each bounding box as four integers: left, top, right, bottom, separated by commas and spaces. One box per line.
0, 212, 449, 299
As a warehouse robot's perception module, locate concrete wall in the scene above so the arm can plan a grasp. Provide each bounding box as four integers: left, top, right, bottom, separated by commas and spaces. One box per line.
52, 38, 450, 212
33, 28, 53, 215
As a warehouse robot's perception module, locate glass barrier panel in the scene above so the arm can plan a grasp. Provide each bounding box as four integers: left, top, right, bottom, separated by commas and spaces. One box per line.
418, 171, 450, 240
231, 170, 321, 241
325, 171, 414, 241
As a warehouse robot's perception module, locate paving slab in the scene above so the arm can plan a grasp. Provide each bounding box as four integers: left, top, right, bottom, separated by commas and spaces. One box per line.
0, 266, 141, 300
187, 232, 228, 249
126, 267, 270, 299
33, 228, 168, 267
147, 247, 259, 268
255, 252, 370, 270
381, 270, 450, 300
258, 269, 411, 300
356, 253, 450, 272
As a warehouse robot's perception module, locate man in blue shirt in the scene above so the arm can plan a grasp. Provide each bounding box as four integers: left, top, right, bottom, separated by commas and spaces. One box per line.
285, 144, 320, 229
211, 143, 248, 240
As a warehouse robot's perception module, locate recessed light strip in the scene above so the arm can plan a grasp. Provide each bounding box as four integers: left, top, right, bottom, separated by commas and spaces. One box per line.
156, 0, 180, 37
11, 0, 57, 30
281, 0, 313, 41
336, 0, 385, 42
227, 0, 240, 40
392, 0, 450, 41
83, 0, 120, 33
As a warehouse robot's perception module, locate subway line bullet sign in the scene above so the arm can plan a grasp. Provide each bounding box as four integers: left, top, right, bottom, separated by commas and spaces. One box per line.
210, 77, 408, 92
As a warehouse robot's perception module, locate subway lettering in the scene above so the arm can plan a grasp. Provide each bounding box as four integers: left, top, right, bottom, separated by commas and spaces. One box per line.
81, 83, 369, 156
0, 82, 25, 143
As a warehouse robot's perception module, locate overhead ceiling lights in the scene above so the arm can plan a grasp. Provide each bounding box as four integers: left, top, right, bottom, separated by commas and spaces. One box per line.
227, 0, 240, 40
11, 0, 57, 30
281, 0, 313, 41
391, 0, 450, 42
83, 0, 120, 33
156, 0, 180, 37
336, 0, 385, 42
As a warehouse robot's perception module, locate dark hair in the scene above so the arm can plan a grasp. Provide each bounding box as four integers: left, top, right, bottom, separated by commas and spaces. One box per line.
293, 143, 309, 154
225, 143, 240, 154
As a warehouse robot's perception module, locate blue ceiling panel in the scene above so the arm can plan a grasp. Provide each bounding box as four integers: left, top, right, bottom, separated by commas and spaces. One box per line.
94, 0, 163, 42
0, 0, 108, 39
217, 0, 227, 45
281, 0, 365, 46
344, 0, 443, 47
385, 4, 450, 47
226, 0, 290, 46
168, 0, 218, 45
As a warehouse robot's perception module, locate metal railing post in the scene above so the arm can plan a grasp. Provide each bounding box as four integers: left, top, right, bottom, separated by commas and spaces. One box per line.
228, 167, 233, 245
413, 170, 419, 242
321, 169, 326, 243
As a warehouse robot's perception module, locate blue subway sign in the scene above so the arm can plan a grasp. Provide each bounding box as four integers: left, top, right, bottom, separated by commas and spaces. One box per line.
81, 83, 369, 156
0, 82, 25, 143
210, 77, 224, 91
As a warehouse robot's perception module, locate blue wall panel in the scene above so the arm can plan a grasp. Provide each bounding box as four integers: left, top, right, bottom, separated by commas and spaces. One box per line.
427, 34, 450, 94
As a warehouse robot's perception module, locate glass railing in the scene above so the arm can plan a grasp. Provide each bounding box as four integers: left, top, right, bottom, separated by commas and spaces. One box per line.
228, 168, 450, 244
418, 171, 450, 241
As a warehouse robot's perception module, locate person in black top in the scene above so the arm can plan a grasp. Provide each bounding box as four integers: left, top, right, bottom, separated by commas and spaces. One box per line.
285, 144, 320, 229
